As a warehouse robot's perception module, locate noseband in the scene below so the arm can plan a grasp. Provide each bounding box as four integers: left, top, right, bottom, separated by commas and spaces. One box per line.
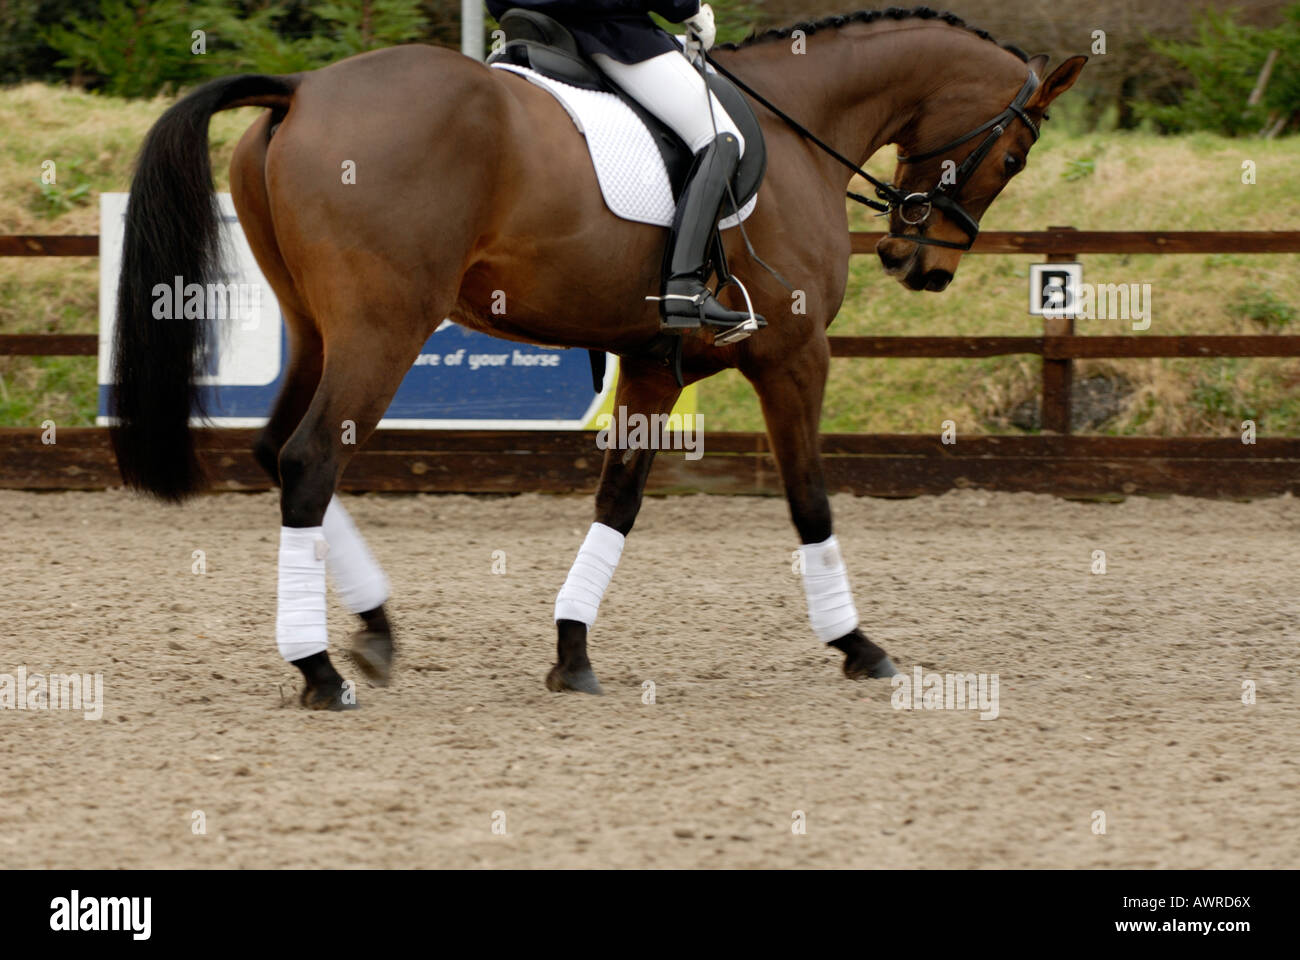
701, 52, 1041, 252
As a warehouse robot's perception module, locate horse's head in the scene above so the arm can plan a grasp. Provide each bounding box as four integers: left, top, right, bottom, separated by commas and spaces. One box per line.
876, 53, 1087, 291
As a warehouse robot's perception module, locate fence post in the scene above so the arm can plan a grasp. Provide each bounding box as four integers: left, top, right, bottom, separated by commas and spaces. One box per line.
461, 0, 485, 60
1040, 226, 1077, 434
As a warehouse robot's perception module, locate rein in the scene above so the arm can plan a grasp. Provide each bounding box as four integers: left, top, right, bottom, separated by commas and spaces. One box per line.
702, 48, 1040, 251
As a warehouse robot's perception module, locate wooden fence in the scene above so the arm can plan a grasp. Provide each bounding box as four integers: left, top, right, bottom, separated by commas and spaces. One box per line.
4, 228, 1300, 498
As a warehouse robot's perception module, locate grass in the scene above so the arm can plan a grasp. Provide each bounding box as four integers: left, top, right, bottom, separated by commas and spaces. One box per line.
0, 83, 275, 428
2, 82, 1299, 436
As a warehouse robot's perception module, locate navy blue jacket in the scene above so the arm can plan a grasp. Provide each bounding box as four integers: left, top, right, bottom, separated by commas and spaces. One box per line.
486, 1, 701, 63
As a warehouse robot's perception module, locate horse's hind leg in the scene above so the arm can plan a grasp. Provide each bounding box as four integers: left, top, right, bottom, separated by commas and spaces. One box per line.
231, 127, 398, 696
548, 358, 682, 693
744, 339, 899, 679
249, 315, 397, 690
273, 305, 437, 709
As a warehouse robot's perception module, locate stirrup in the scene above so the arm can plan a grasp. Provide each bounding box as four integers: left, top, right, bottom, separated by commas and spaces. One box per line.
646, 274, 765, 344
646, 291, 761, 341
714, 316, 760, 345
712, 274, 761, 344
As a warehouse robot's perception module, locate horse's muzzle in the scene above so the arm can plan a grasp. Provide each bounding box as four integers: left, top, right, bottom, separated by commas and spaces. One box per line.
914, 268, 953, 292
876, 240, 953, 292
876, 242, 913, 276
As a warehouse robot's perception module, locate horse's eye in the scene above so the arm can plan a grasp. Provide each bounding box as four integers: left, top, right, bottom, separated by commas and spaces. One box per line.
1004, 154, 1022, 174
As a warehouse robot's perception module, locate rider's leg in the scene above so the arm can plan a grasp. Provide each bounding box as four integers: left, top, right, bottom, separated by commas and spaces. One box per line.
592, 51, 762, 333
591, 50, 744, 155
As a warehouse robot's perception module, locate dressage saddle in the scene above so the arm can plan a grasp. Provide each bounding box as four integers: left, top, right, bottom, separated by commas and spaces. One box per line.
486, 8, 766, 217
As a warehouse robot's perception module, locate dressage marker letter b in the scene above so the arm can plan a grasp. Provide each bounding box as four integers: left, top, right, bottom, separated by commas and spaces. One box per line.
1029, 263, 1083, 319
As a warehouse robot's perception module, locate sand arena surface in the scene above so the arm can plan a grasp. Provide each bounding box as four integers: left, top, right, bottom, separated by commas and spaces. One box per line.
0, 488, 1295, 868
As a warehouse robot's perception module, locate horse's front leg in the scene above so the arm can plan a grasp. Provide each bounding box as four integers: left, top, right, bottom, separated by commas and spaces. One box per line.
745, 337, 899, 679
547, 357, 682, 694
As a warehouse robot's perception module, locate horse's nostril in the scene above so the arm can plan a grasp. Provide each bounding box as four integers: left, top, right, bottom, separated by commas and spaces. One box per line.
925, 271, 953, 292
878, 249, 908, 272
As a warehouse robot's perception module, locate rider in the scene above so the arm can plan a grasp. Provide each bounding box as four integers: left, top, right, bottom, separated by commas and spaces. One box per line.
485, 1, 762, 334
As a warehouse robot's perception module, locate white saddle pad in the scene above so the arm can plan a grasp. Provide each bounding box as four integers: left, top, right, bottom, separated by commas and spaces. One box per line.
491, 61, 757, 229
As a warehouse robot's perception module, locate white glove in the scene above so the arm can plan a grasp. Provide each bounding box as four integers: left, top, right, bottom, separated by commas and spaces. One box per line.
684, 3, 716, 56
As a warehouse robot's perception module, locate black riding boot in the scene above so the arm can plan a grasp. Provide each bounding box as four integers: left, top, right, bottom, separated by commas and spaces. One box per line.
658, 133, 764, 334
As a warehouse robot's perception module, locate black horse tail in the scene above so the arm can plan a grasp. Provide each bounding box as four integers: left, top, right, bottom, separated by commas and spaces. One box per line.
110, 73, 299, 502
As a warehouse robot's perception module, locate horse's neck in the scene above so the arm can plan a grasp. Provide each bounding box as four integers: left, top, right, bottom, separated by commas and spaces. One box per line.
718, 27, 998, 182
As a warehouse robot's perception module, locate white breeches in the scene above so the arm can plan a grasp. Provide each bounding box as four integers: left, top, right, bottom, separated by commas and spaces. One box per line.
591, 50, 745, 156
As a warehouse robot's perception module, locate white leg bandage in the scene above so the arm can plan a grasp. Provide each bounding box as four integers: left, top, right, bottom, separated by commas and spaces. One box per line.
276, 525, 329, 662
322, 496, 389, 614
554, 522, 625, 627
799, 535, 860, 642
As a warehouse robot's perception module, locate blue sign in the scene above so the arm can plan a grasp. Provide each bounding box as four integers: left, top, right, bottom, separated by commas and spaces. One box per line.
97, 194, 610, 429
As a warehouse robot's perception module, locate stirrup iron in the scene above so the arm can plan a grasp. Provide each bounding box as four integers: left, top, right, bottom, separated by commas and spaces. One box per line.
711, 275, 761, 344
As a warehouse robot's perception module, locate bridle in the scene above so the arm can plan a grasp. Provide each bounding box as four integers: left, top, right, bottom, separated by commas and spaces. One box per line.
701, 51, 1041, 252
886, 70, 1040, 249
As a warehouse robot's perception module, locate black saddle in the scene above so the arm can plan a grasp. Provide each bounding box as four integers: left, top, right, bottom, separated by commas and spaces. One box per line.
487, 8, 766, 218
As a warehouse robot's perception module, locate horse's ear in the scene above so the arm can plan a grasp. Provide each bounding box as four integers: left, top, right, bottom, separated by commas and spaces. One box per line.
1026, 53, 1050, 79
1031, 55, 1088, 108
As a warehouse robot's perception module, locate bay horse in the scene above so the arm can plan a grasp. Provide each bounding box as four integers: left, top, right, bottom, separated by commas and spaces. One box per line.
109, 8, 1085, 708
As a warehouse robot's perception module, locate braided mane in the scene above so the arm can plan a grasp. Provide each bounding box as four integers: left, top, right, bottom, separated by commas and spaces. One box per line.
717, 6, 1030, 62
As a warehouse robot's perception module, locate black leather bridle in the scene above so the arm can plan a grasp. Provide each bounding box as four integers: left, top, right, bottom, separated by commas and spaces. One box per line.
702, 51, 1041, 252
885, 70, 1040, 249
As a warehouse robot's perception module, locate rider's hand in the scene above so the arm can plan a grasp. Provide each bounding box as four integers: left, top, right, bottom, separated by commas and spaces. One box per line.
684, 3, 716, 56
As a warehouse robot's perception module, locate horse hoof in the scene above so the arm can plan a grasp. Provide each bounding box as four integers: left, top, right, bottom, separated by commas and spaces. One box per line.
835, 630, 900, 681
299, 679, 359, 711
349, 630, 394, 687
842, 648, 901, 680
844, 655, 900, 680
866, 656, 900, 679
545, 664, 604, 695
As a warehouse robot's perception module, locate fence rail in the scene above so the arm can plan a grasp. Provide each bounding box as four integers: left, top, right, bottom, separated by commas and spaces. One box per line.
11, 332, 1300, 361
8, 230, 1300, 256
3, 428, 1298, 499
4, 228, 1300, 497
